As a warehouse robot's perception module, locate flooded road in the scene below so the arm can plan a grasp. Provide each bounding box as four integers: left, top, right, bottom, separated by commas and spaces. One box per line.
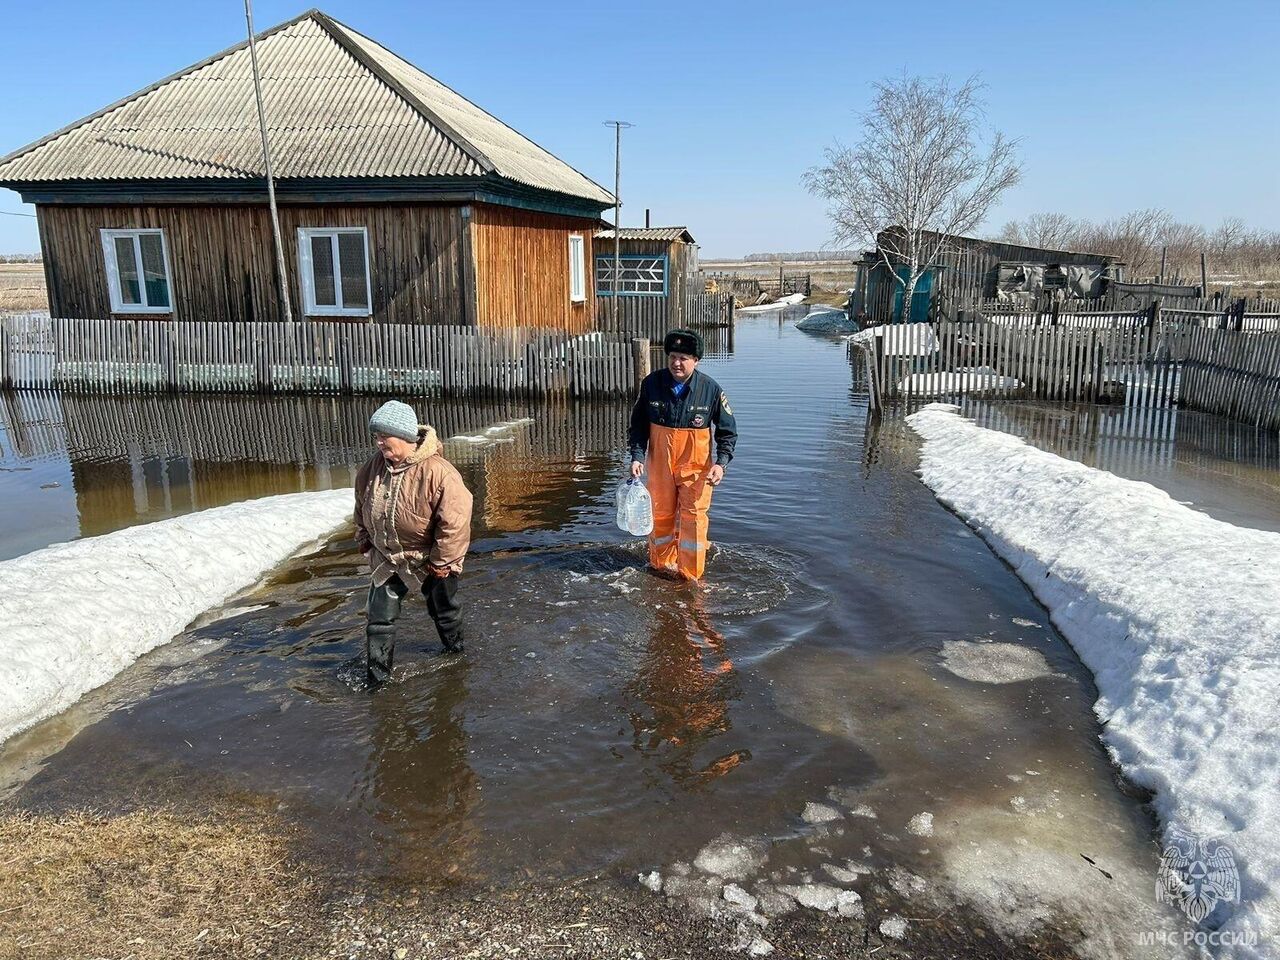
7, 311, 1273, 950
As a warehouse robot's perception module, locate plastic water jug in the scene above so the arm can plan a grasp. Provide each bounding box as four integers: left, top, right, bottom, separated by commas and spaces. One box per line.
615, 477, 654, 536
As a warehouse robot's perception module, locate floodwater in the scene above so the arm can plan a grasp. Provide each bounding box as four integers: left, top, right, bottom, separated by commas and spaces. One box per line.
7, 310, 1276, 952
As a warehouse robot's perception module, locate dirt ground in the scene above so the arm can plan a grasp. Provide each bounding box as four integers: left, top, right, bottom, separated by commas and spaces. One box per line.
0, 262, 47, 312
0, 804, 1079, 960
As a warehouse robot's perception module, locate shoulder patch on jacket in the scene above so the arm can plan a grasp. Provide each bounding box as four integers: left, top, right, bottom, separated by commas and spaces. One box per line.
720, 392, 732, 415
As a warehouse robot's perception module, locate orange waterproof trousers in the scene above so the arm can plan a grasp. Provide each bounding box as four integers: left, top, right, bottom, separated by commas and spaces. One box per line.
646, 423, 714, 580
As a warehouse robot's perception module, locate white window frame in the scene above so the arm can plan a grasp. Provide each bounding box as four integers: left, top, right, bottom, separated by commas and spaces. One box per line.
100, 228, 173, 314
297, 226, 372, 317
568, 234, 586, 303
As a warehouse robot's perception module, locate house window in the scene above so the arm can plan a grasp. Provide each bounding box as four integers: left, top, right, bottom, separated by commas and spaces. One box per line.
298, 227, 371, 316
596, 254, 667, 296
568, 234, 586, 302
101, 229, 172, 313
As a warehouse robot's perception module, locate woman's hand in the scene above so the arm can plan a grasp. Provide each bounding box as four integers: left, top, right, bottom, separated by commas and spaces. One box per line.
630, 460, 644, 479
428, 566, 452, 579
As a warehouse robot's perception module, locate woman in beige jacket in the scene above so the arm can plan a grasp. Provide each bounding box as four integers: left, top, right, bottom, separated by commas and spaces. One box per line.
354, 400, 473, 683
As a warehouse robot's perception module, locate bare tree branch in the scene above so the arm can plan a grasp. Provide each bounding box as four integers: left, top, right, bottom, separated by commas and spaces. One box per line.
803, 75, 1021, 314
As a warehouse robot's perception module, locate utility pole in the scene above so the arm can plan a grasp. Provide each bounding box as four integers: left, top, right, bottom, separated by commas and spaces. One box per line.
604, 121, 632, 330
245, 0, 293, 322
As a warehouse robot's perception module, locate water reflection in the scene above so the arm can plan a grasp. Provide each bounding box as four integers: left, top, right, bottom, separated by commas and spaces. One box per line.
627, 592, 748, 788
364, 658, 479, 877
0, 390, 629, 558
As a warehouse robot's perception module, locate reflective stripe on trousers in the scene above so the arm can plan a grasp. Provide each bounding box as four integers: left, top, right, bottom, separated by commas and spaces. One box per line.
645, 423, 714, 580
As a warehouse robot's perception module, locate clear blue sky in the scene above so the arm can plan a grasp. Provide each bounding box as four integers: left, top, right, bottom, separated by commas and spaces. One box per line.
1, 0, 1278, 257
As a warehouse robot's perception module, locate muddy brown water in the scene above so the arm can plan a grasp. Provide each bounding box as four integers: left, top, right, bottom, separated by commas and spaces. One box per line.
5, 311, 1273, 950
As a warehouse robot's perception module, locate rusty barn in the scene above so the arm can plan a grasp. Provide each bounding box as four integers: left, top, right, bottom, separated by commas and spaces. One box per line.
0, 9, 615, 332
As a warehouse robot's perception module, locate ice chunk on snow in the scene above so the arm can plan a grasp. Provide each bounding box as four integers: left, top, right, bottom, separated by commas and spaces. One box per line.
801, 802, 843, 824
906, 812, 934, 837
822, 863, 861, 884
940, 640, 1055, 683
694, 834, 769, 881
723, 884, 758, 912
753, 885, 797, 917
908, 403, 1280, 956
836, 890, 863, 918
879, 916, 908, 940
639, 871, 663, 892
777, 883, 843, 912
0, 490, 350, 745
848, 804, 877, 819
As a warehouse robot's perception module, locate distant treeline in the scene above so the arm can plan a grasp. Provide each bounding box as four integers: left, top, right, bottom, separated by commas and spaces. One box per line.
0, 253, 42, 263
996, 211, 1280, 282
740, 250, 860, 262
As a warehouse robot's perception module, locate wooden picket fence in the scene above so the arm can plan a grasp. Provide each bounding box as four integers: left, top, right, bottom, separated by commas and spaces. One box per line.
0, 314, 643, 398
851, 318, 1280, 430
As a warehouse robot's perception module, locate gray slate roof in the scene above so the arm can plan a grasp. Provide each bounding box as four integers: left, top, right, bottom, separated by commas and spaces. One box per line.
0, 10, 613, 206
595, 227, 695, 243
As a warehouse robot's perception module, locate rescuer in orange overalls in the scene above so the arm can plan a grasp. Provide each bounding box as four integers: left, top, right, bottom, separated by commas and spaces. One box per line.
628, 330, 737, 580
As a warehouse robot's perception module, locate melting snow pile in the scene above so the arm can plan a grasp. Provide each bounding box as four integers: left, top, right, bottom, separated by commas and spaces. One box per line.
908, 403, 1280, 955
0, 490, 351, 745
795, 307, 857, 334
737, 292, 806, 313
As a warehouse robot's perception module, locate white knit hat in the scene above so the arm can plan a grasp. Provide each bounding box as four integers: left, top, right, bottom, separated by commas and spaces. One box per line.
368, 400, 419, 442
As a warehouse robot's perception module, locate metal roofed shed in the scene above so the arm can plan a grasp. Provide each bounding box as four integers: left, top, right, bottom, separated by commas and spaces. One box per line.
594, 226, 706, 332
0, 9, 615, 329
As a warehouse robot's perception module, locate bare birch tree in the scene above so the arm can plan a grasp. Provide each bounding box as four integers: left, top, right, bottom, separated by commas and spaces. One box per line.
803, 75, 1021, 318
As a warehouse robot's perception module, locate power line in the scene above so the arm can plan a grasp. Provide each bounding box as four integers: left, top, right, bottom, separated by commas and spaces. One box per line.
0, 210, 36, 218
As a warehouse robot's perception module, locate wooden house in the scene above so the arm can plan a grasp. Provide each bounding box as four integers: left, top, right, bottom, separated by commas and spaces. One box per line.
853, 229, 1122, 323
594, 226, 704, 331
0, 10, 614, 332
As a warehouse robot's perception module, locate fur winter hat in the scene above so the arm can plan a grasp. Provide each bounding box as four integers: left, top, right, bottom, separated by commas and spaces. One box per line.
663, 329, 703, 359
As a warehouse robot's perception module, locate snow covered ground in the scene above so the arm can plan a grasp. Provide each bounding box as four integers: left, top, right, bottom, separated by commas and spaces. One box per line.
737, 292, 807, 313
897, 366, 1022, 395
907, 403, 1280, 957
0, 491, 351, 745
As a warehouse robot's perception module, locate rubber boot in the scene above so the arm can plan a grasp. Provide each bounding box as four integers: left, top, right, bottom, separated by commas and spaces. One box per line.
365, 579, 406, 685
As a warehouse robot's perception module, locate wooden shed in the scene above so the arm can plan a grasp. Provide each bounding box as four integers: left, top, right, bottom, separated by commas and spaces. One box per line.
854, 228, 1122, 323
593, 227, 702, 330
0, 9, 614, 332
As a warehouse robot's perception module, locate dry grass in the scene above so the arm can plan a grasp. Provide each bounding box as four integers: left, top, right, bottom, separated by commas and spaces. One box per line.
0, 262, 48, 312
0, 808, 324, 960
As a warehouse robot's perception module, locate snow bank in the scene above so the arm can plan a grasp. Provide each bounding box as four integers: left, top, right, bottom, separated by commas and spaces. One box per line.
848, 323, 938, 356
907, 403, 1280, 955
737, 292, 806, 313
0, 490, 350, 745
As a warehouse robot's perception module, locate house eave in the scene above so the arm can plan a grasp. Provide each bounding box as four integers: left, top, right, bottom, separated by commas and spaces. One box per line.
5, 175, 612, 220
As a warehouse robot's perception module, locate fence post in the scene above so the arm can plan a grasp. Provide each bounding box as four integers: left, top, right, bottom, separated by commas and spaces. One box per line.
162, 320, 179, 393
1146, 298, 1161, 332
631, 337, 650, 393
337, 335, 353, 395
0, 320, 9, 390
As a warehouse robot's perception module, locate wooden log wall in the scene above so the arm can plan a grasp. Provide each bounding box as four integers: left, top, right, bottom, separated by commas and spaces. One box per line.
0, 315, 636, 399
37, 203, 470, 325
470, 203, 598, 333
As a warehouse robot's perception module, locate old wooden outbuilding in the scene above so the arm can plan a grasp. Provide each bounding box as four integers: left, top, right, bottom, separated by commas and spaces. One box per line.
0, 9, 614, 331
593, 226, 707, 330
853, 229, 1123, 323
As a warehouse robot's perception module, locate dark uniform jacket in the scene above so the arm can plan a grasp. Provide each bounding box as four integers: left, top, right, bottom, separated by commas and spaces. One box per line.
628, 368, 738, 467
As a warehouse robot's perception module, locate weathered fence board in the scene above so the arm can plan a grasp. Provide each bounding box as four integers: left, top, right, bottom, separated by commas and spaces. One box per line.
851, 318, 1280, 430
